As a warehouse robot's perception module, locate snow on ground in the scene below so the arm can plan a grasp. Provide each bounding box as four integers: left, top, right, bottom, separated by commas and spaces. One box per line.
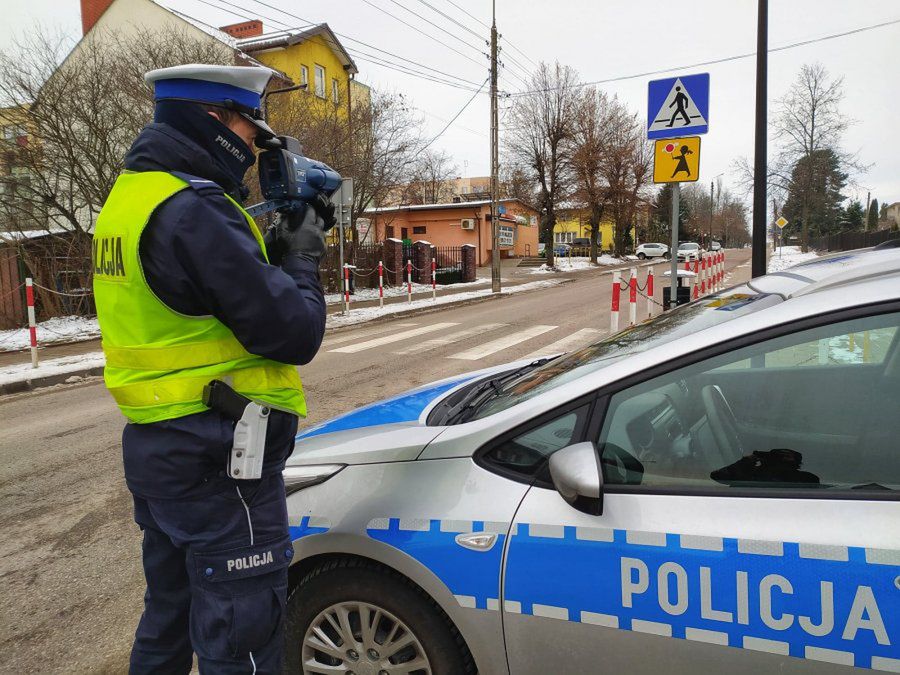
324, 279, 484, 305
768, 246, 819, 273
327, 279, 563, 327
531, 255, 626, 274
0, 316, 100, 352
0, 352, 105, 387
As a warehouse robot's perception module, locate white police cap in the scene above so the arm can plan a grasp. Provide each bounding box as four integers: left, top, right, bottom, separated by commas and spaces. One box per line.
145, 64, 277, 139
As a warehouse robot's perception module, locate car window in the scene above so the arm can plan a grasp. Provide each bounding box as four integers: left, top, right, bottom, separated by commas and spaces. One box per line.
481, 404, 591, 481
597, 311, 900, 493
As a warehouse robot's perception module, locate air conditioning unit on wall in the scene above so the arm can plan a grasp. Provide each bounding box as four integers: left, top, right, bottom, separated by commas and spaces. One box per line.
460, 218, 475, 230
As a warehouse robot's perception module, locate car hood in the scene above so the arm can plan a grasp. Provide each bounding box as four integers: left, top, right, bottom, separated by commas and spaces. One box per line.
287, 359, 544, 466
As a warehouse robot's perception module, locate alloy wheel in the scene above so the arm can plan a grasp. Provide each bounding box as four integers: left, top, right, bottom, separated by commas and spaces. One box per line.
301, 601, 432, 675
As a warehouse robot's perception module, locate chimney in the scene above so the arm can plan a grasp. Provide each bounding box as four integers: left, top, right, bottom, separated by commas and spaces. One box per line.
80, 0, 115, 35
219, 20, 264, 39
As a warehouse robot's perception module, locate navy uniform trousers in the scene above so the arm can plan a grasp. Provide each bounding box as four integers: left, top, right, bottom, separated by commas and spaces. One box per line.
125, 410, 297, 674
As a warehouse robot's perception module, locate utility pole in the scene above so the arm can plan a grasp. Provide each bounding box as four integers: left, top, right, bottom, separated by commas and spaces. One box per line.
489, 0, 501, 293
751, 0, 768, 277
864, 190, 871, 232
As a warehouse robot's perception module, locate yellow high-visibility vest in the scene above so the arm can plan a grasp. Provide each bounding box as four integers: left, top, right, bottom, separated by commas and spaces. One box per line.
93, 171, 305, 424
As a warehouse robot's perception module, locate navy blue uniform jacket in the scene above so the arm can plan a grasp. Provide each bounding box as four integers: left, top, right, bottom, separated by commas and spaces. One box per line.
120, 123, 326, 499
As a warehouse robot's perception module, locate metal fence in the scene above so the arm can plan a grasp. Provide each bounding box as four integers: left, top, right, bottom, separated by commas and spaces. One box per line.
810, 229, 897, 253
432, 245, 463, 284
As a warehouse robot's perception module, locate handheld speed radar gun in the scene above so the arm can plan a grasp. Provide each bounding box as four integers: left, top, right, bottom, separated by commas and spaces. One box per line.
246, 135, 342, 225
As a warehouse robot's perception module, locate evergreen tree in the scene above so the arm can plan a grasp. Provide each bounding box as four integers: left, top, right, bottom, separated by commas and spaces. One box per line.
782, 149, 847, 238
867, 198, 879, 229
842, 200, 865, 231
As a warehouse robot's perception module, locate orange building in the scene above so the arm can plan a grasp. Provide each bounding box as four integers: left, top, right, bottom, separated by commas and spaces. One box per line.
365, 199, 540, 266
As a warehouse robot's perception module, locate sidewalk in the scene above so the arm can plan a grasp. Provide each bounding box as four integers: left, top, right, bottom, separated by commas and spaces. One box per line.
0, 255, 657, 395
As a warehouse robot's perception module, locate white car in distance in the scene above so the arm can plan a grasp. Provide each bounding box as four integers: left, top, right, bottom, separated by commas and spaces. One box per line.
635, 243, 669, 259
677, 242, 703, 262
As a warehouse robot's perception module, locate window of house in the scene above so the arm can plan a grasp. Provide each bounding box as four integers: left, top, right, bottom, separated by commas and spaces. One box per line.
554, 232, 574, 244
413, 226, 427, 235
300, 65, 309, 89
332, 78, 339, 104
596, 311, 900, 493
385, 225, 395, 239
314, 65, 326, 98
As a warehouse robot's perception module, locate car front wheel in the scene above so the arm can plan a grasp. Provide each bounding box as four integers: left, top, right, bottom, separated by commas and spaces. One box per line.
637, 252, 646, 259
284, 558, 474, 675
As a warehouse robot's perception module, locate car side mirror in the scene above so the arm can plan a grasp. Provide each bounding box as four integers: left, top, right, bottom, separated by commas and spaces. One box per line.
548, 441, 603, 516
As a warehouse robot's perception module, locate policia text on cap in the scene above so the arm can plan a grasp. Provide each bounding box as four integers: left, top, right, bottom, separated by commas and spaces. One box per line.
92, 64, 335, 673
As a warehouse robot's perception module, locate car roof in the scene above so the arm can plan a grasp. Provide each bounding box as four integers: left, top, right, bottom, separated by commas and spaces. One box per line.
748, 246, 900, 299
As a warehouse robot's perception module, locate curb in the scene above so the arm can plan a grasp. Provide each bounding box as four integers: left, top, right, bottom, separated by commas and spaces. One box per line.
0, 365, 104, 397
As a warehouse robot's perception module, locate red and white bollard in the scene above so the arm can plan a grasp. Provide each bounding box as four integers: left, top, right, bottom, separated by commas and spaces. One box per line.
26, 277, 38, 369
611, 270, 621, 333
431, 257, 436, 301
646, 269, 654, 319
378, 260, 384, 309
342, 264, 351, 313
699, 256, 707, 295
628, 268, 637, 327
407, 259, 412, 304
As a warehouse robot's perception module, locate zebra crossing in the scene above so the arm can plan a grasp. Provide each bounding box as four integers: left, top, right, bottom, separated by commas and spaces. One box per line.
326, 321, 606, 362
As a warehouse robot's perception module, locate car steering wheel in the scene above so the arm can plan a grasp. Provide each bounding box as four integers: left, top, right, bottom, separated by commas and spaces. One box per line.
701, 385, 745, 459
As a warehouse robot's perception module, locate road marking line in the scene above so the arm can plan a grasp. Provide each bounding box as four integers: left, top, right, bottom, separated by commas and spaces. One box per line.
522, 327, 602, 359
323, 322, 418, 347
392, 323, 507, 355
330, 323, 459, 353
448, 325, 556, 360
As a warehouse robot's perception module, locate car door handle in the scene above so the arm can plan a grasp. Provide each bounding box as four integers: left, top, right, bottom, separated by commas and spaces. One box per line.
455, 532, 497, 552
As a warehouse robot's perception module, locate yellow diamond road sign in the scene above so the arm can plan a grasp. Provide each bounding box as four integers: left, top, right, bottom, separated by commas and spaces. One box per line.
653, 136, 701, 184
776, 216, 788, 229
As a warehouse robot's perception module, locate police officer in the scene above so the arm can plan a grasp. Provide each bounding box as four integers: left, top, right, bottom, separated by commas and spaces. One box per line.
92, 64, 330, 673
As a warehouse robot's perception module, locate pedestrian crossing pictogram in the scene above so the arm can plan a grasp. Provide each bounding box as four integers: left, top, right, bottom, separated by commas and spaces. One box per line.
653, 137, 701, 184
647, 73, 710, 139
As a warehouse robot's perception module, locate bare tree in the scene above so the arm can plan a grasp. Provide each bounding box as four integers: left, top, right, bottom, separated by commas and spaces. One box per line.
598, 100, 651, 257
505, 62, 581, 267
401, 149, 458, 204
571, 87, 612, 262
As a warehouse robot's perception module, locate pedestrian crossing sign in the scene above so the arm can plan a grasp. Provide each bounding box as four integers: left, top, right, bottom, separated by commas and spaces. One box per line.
653, 137, 701, 184
647, 73, 709, 139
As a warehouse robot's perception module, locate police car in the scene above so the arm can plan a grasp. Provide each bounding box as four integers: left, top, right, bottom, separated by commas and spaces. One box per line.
282, 245, 900, 674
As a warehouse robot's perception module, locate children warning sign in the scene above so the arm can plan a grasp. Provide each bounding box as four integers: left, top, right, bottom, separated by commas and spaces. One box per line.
647, 73, 710, 139
653, 137, 701, 183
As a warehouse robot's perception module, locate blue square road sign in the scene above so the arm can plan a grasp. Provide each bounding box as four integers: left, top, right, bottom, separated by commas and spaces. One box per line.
647, 73, 710, 140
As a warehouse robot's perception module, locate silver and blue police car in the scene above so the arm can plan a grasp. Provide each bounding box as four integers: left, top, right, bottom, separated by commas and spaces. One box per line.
282, 245, 900, 674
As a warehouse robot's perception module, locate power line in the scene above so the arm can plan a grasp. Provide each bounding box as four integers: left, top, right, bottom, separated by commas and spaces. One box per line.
358, 0, 487, 70
382, 0, 488, 56
181, 0, 485, 91
413, 0, 485, 41
441, 0, 489, 29
420, 78, 489, 153
510, 18, 900, 96
499, 35, 539, 68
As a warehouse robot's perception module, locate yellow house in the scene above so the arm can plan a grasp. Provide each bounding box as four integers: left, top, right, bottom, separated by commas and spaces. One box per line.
553, 210, 634, 252
233, 23, 369, 115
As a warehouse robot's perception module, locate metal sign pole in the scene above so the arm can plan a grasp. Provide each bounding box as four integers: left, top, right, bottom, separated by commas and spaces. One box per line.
670, 182, 680, 309
337, 196, 345, 316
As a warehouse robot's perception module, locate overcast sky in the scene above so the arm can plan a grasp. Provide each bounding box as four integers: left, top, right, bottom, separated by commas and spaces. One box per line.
7, 0, 900, 215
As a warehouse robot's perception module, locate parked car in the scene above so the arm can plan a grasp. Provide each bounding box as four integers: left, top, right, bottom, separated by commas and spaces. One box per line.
710, 240, 722, 251
677, 241, 703, 261
553, 243, 572, 256
282, 246, 900, 674
635, 242, 669, 259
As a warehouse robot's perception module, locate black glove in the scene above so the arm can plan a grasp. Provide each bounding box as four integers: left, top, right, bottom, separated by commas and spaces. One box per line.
279, 203, 327, 264
263, 223, 286, 267
310, 192, 337, 232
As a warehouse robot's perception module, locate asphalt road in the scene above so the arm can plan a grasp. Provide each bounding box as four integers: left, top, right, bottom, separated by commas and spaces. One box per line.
0, 249, 751, 673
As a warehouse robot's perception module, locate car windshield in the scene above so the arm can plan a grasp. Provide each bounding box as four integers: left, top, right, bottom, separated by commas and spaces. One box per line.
679, 243, 699, 250
471, 286, 782, 419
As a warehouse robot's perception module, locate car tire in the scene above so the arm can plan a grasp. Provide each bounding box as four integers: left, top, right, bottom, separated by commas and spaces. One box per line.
283, 557, 475, 675
637, 252, 646, 259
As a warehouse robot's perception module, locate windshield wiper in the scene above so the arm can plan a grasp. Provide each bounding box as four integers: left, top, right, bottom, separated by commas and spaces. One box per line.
443, 357, 555, 424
